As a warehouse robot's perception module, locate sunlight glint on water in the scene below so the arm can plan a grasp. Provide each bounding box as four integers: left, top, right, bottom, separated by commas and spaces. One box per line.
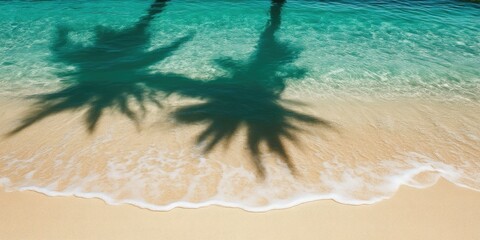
0, 0, 479, 211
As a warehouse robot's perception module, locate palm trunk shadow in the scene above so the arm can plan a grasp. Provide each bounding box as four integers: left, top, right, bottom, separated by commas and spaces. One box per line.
7, 0, 335, 179
171, 0, 334, 178
7, 0, 194, 136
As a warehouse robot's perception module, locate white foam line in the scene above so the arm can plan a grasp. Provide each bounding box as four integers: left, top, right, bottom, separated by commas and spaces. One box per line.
1, 170, 478, 213
8, 185, 384, 212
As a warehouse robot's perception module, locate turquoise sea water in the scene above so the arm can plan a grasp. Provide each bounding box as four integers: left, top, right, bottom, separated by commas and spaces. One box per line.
0, 1, 479, 211
1, 0, 479, 99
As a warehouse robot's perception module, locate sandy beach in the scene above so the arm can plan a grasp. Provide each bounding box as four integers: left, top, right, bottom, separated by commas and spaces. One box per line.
1, 1, 479, 239
1, 179, 479, 240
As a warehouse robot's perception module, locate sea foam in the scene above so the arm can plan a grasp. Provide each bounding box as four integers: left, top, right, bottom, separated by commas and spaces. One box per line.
0, 0, 479, 211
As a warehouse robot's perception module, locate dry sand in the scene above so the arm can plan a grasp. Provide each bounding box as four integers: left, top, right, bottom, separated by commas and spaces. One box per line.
1, 96, 480, 239
1, 179, 479, 240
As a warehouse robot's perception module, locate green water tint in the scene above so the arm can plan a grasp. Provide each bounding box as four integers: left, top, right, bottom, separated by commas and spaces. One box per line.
8, 0, 187, 133
0, 1, 479, 210
1, 0, 479, 177
8, 0, 334, 177
1, 1, 478, 94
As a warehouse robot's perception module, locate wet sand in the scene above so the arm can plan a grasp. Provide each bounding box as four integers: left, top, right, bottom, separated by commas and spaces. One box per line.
1, 179, 480, 240
1, 95, 479, 238
1, 95, 480, 209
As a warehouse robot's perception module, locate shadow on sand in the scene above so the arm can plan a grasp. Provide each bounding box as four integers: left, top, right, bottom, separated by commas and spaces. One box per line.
9, 0, 333, 178
170, 0, 332, 177
8, 0, 193, 134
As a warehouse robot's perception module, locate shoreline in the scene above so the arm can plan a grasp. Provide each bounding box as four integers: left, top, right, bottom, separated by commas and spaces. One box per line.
1, 95, 480, 210
1, 0, 479, 238
1, 179, 480, 239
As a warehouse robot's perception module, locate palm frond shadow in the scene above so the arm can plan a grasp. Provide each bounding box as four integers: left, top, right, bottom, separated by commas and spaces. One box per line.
8, 0, 194, 135
8, 0, 334, 178
171, 0, 333, 178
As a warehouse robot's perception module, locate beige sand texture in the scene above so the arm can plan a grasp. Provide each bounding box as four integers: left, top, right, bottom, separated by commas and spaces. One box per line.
2, 97, 480, 207
1, 179, 479, 240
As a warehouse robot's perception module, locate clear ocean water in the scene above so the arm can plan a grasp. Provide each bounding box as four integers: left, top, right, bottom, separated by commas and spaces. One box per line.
0, 0, 479, 211
1, 0, 479, 98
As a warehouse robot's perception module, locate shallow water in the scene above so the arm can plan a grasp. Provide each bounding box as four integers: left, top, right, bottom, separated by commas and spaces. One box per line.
0, 0, 479, 211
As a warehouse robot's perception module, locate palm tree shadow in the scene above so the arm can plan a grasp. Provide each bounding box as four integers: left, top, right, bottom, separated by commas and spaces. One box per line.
8, 0, 194, 135
7, 0, 333, 178
172, 0, 333, 178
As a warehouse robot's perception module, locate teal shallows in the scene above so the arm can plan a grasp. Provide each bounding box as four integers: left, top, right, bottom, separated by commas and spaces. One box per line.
0, 0, 478, 98
0, 0, 479, 210
5, 0, 332, 177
